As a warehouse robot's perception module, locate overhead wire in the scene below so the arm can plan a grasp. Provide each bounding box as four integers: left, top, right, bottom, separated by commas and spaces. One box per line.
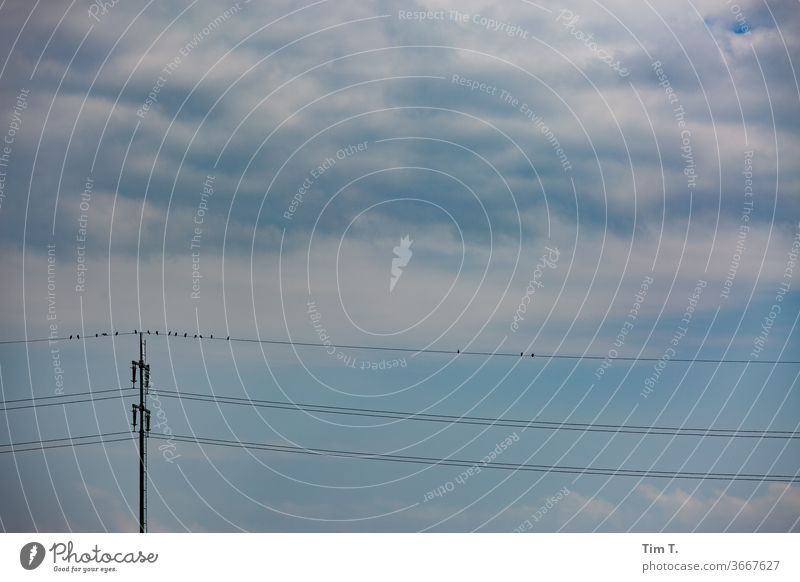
0, 331, 136, 346
0, 431, 135, 454
0, 394, 137, 412
151, 433, 800, 483
0, 329, 797, 365
149, 388, 800, 440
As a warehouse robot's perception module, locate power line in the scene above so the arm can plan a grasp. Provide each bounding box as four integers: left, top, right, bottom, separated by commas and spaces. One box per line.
0, 386, 133, 411
150, 388, 800, 440
0, 431, 134, 453
151, 433, 800, 483
0, 431, 131, 447
4, 427, 795, 483
0, 387, 136, 406
2, 437, 135, 454
2, 329, 794, 534
1, 329, 797, 365
204, 335, 800, 365
0, 331, 136, 346
0, 394, 136, 412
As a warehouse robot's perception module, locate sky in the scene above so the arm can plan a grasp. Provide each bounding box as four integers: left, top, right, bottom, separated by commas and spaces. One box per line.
0, 0, 798, 532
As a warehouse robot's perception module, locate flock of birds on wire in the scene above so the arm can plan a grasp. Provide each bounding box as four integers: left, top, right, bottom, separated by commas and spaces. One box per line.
67, 330, 229, 340
62, 330, 481, 357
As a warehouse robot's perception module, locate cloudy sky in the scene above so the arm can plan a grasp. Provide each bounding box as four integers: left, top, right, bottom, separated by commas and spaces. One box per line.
0, 0, 798, 532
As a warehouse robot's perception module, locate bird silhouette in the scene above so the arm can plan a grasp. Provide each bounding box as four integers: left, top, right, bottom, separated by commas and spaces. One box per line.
69, 335, 73, 339
77, 334, 80, 339
210, 334, 213, 339
226, 336, 230, 340
102, 332, 107, 336
115, 332, 118, 335
184, 333, 187, 338
155, 330, 158, 335
95, 333, 98, 337
147, 330, 150, 334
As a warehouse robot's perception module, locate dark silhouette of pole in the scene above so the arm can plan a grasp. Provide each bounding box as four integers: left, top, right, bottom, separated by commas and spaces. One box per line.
131, 332, 150, 533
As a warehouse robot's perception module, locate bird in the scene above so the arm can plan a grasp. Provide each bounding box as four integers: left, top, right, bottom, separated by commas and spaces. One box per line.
184, 333, 187, 338
134, 329, 137, 334
531, 353, 535, 357
115, 331, 118, 335
520, 352, 523, 356
194, 334, 197, 339
457, 349, 460, 354
199, 334, 203, 339
69, 335, 73, 339
226, 336, 230, 340
155, 330, 158, 335
210, 334, 213, 339
95, 333, 98, 337
102, 332, 107, 336
77, 334, 80, 339
147, 330, 150, 334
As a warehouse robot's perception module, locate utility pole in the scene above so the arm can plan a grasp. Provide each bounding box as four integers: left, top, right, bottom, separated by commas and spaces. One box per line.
131, 332, 151, 533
